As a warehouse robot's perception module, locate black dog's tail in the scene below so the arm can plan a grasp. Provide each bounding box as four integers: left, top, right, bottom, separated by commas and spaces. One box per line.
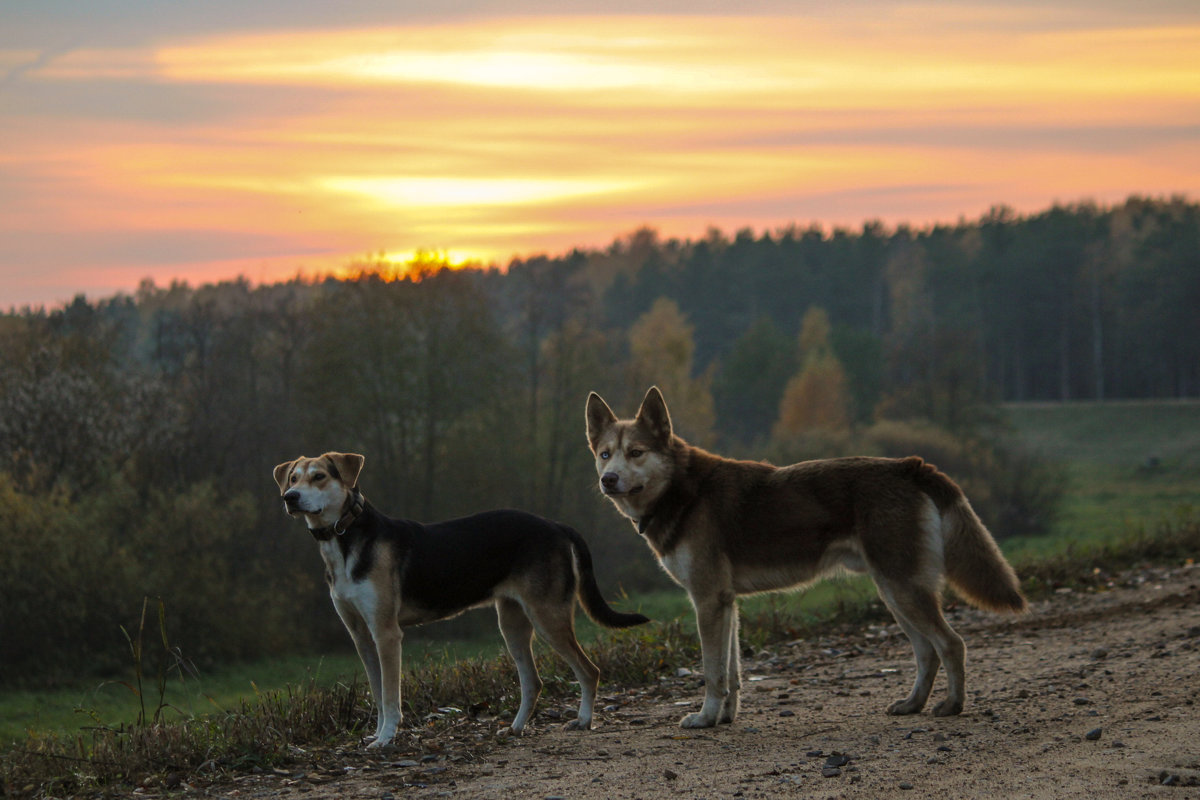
563, 527, 650, 629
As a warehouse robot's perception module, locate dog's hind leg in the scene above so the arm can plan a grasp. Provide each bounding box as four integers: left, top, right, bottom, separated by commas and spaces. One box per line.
876, 576, 965, 716
497, 598, 542, 735
720, 606, 742, 724
683, 589, 738, 728
523, 601, 601, 731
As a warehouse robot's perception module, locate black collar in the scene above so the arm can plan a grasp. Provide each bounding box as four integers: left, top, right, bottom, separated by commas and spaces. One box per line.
310, 489, 365, 541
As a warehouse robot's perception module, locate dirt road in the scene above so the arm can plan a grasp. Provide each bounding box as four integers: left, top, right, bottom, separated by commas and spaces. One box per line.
227, 564, 1200, 799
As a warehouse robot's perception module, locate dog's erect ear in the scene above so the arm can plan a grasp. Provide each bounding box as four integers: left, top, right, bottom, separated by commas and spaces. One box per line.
326, 452, 365, 488
585, 392, 618, 451
635, 386, 672, 444
273, 459, 300, 494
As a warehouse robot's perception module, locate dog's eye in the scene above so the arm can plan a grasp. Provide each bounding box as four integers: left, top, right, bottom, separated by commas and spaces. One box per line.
599, 451, 610, 460
629, 449, 644, 458
289, 473, 298, 483
313, 472, 326, 481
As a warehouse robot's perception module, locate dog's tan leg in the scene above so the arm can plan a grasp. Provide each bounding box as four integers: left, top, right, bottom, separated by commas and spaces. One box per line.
333, 599, 387, 740
682, 589, 737, 728
877, 578, 966, 716
497, 598, 542, 735
367, 622, 404, 748
522, 600, 601, 731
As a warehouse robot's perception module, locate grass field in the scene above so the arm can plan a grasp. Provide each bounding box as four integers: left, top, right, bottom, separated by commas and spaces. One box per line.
4, 400, 1198, 745
999, 399, 1200, 561
0, 642, 498, 745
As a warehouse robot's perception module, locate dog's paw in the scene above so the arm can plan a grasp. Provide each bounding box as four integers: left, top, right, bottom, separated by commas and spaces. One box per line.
365, 736, 395, 750
679, 712, 717, 729
931, 698, 963, 717
499, 724, 527, 738
563, 718, 592, 732
886, 698, 925, 715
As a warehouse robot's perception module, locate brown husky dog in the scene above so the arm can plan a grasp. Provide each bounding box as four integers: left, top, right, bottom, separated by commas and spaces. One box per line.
585, 386, 1027, 729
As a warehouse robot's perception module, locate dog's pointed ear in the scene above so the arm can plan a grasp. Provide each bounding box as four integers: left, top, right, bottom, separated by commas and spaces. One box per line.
586, 392, 618, 451
273, 459, 299, 494
327, 452, 365, 488
636, 386, 672, 444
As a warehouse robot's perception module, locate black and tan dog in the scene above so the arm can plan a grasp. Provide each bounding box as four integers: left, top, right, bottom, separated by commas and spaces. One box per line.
585, 387, 1027, 729
274, 452, 648, 747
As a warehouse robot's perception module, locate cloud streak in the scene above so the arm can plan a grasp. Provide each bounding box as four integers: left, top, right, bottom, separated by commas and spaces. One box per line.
1, 4, 1198, 308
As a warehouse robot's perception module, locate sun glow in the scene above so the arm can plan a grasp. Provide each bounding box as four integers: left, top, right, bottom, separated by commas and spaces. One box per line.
3, 7, 1199, 308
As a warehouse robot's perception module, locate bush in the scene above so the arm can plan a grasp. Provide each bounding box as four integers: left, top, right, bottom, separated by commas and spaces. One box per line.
0, 473, 326, 684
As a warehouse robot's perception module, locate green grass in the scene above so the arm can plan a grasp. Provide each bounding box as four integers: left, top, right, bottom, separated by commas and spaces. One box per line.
0, 641, 501, 746
999, 399, 1200, 560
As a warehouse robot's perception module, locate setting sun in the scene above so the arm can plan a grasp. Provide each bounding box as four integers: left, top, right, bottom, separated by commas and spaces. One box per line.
1, 4, 1198, 307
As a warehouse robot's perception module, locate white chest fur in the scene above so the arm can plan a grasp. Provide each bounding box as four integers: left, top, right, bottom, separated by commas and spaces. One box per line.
319, 540, 375, 611
658, 544, 693, 587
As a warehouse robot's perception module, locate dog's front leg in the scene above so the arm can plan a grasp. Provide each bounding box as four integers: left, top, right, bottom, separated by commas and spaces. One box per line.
367, 623, 404, 748
682, 589, 737, 729
334, 599, 386, 740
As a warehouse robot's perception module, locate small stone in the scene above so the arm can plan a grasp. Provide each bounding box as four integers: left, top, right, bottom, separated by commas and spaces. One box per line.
664, 769, 679, 781
825, 754, 852, 768
1085, 728, 1102, 741
1073, 697, 1091, 706
899, 781, 914, 790
1091, 648, 1109, 659
779, 709, 795, 717
821, 767, 842, 778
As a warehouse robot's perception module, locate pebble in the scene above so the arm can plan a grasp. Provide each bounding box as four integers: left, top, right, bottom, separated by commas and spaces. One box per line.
899, 781, 914, 790
1085, 728, 1102, 741
664, 769, 679, 781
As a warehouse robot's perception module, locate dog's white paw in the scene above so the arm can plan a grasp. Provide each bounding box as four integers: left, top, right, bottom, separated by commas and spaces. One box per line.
563, 718, 592, 732
887, 697, 926, 715
365, 736, 395, 750
679, 711, 717, 729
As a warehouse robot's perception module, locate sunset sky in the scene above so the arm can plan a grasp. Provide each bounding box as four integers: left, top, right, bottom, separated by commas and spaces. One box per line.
2, 1, 1198, 309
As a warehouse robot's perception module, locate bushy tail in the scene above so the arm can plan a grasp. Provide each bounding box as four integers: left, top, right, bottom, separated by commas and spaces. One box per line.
903, 456, 1027, 614
943, 499, 1028, 614
563, 527, 650, 629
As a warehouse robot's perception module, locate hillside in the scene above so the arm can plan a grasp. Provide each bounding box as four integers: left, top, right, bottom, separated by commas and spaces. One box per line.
1001, 400, 1200, 555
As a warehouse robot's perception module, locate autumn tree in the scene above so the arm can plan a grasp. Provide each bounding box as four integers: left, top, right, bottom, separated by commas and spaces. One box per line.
628, 297, 716, 446
773, 307, 852, 436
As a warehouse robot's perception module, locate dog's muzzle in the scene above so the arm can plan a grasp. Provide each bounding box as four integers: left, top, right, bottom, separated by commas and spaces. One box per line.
282, 490, 314, 515
600, 473, 643, 496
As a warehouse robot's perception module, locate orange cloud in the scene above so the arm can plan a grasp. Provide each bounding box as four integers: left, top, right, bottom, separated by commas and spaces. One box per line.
2, 9, 1198, 307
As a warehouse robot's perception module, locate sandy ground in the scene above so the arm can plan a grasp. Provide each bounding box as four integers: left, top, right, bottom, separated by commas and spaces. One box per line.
210, 563, 1200, 799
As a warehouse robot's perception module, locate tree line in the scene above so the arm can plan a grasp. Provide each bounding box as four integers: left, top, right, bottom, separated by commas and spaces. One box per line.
2, 194, 1193, 682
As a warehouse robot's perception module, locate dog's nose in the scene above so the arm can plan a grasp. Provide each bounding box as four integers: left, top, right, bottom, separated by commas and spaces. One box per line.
283, 489, 300, 506
601, 472, 619, 490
